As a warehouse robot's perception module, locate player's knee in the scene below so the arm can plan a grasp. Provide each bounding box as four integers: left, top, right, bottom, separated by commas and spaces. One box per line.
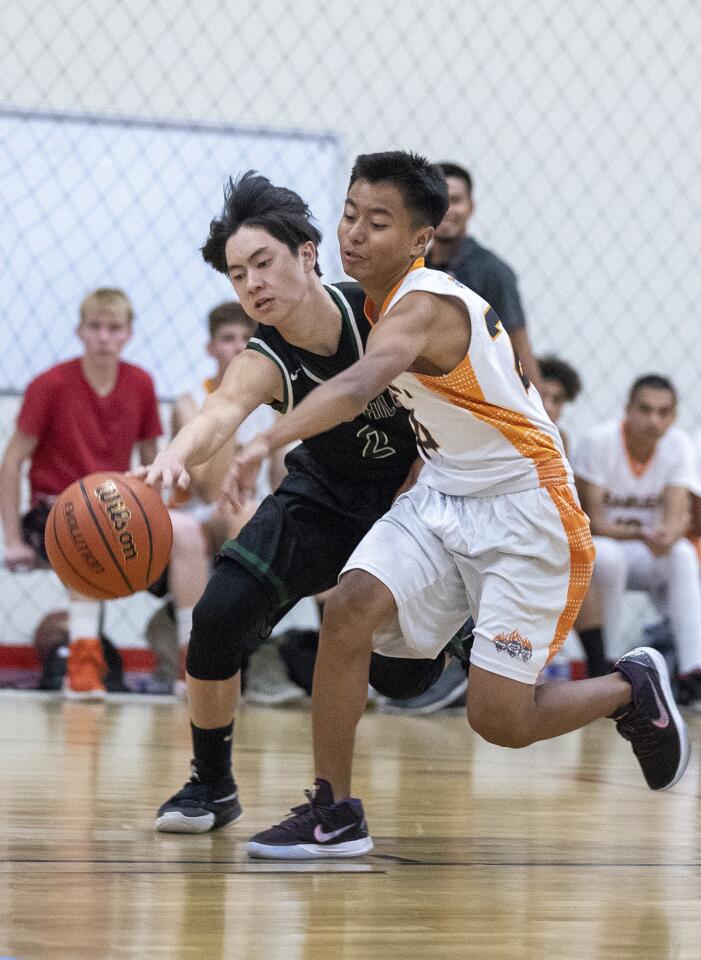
322, 571, 389, 652
187, 592, 243, 680
321, 590, 369, 658
187, 560, 270, 681
467, 700, 533, 748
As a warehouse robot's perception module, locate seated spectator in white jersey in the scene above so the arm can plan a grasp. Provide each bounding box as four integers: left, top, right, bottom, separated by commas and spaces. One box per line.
537, 354, 582, 457
573, 374, 701, 705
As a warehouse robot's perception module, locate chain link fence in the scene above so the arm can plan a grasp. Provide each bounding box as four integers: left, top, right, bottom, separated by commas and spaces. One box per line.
1, 0, 700, 661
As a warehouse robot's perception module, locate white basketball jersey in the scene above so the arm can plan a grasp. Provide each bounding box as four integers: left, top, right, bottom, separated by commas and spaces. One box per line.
572, 420, 698, 529
373, 261, 571, 497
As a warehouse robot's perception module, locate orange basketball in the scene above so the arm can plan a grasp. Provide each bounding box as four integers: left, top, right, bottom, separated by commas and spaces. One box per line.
45, 472, 173, 600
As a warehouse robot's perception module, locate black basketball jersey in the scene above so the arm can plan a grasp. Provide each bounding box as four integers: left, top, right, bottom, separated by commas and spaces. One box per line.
245, 282, 417, 480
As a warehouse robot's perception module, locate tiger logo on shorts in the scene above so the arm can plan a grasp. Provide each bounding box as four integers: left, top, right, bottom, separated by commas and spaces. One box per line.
493, 629, 532, 662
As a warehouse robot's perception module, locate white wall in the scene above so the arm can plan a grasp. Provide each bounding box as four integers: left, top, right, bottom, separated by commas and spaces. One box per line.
2, 0, 699, 435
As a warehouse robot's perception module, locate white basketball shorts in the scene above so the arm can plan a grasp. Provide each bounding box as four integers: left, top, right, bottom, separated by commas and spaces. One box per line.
342, 481, 594, 684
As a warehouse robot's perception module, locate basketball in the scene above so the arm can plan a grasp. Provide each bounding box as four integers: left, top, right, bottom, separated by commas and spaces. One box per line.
44, 472, 173, 599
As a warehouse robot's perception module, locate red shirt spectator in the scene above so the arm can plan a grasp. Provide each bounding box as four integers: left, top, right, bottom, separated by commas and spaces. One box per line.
19, 358, 162, 505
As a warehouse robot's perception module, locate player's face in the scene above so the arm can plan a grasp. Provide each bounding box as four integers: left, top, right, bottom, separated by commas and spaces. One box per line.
225, 226, 315, 325
539, 378, 568, 424
77, 309, 132, 361
207, 323, 250, 373
625, 387, 676, 442
433, 175, 473, 242
338, 179, 431, 289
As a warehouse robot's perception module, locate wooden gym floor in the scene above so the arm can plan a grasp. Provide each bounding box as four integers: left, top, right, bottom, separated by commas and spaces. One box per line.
1, 691, 699, 960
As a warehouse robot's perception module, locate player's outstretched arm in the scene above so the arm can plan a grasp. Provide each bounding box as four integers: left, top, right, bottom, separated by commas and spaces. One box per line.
230, 295, 435, 502
136, 351, 281, 489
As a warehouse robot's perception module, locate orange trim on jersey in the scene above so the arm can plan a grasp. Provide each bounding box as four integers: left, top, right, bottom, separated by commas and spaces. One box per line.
364, 257, 425, 325
414, 354, 569, 488
544, 485, 595, 664
621, 423, 656, 478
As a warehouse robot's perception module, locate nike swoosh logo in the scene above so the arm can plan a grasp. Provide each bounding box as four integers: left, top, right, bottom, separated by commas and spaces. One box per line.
214, 792, 238, 804
290, 369, 301, 381
649, 678, 670, 729
313, 822, 355, 843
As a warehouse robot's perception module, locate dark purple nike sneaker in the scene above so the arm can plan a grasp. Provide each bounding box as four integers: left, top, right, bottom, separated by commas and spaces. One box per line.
612, 646, 690, 791
247, 779, 373, 860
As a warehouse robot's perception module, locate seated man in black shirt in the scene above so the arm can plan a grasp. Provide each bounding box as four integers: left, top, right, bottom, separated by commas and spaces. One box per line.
426, 162, 541, 391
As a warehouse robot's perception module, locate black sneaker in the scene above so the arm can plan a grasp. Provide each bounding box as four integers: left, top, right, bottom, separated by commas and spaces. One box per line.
611, 646, 691, 791
155, 763, 242, 833
247, 779, 373, 860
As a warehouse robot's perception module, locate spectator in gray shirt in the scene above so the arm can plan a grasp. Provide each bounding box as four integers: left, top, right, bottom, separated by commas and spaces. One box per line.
427, 162, 541, 391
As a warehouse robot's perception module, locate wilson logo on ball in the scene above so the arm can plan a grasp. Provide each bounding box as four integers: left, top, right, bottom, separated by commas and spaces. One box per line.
95, 478, 138, 561
45, 472, 172, 600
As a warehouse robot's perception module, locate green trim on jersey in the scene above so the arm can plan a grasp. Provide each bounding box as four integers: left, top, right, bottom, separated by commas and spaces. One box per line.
246, 339, 291, 413
219, 539, 290, 607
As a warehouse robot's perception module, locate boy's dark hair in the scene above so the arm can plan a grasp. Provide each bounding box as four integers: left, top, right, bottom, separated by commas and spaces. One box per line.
537, 354, 582, 402
628, 374, 677, 406
207, 301, 256, 340
348, 151, 449, 228
437, 162, 473, 197
202, 171, 322, 276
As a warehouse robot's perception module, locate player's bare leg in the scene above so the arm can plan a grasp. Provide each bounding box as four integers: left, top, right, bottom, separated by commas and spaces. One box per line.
467, 653, 689, 791
155, 672, 242, 833
311, 572, 397, 799
246, 571, 392, 860
188, 673, 240, 729
247, 569, 690, 859
466, 666, 631, 747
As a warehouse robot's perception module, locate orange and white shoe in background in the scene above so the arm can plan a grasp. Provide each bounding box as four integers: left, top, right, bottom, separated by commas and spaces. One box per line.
63, 637, 107, 700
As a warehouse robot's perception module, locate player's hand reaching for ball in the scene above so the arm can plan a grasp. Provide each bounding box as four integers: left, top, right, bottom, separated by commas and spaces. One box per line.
131, 450, 192, 490
223, 435, 271, 511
